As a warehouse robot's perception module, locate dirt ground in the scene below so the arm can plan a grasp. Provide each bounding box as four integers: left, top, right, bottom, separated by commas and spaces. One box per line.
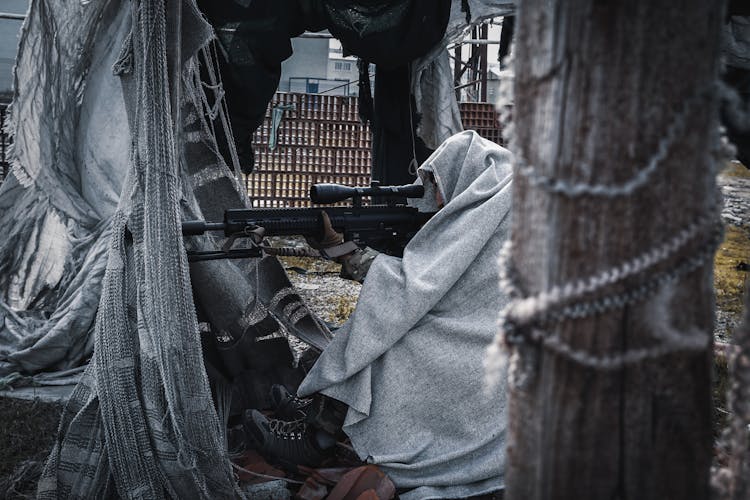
0, 165, 747, 499
0, 399, 62, 499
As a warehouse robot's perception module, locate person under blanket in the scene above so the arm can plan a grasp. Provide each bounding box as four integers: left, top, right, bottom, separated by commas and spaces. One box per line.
244, 130, 513, 499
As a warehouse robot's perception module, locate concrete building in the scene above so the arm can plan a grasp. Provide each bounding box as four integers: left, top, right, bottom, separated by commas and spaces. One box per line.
0, 0, 28, 99
278, 35, 370, 97
326, 39, 360, 95
279, 35, 356, 96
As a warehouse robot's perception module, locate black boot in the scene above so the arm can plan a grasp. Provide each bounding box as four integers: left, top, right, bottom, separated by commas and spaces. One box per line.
270, 384, 312, 421
269, 385, 347, 437
243, 409, 335, 468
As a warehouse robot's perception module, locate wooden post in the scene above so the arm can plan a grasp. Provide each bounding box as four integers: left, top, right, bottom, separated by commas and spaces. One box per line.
454, 45, 462, 102
505, 2, 725, 499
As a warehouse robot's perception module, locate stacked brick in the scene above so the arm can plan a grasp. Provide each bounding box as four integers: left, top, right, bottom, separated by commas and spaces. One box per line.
249, 93, 372, 207
459, 102, 503, 145
248, 92, 503, 207
0, 95, 501, 196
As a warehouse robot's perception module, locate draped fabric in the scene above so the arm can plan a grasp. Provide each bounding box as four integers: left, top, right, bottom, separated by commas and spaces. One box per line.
412, 0, 516, 150
0, 0, 126, 380
0, 0, 330, 496
299, 131, 512, 499
35, 1, 239, 496
0, 0, 330, 388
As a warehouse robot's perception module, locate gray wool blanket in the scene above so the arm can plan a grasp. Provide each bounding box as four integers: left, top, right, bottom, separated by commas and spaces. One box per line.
298, 131, 512, 499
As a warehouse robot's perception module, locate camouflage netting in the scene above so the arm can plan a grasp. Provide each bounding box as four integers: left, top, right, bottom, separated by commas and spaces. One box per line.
37, 0, 241, 495
0, 0, 333, 387
0, 0, 332, 496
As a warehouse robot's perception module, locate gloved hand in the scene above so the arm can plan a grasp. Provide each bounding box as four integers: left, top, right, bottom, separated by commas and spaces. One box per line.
306, 211, 359, 260
305, 211, 344, 250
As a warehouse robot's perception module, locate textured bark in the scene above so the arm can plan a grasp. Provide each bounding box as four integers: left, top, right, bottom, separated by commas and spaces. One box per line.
506, 2, 725, 499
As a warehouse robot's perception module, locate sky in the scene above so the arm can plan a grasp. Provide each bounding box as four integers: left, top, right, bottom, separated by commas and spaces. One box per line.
0, 1, 28, 95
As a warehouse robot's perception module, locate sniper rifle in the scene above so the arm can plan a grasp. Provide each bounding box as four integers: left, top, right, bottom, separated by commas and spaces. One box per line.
182, 182, 435, 262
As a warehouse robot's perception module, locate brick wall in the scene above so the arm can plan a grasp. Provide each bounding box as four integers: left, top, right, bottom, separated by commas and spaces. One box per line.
248, 92, 502, 207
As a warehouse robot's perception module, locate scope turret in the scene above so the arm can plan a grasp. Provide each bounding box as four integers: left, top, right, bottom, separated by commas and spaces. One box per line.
310, 183, 424, 205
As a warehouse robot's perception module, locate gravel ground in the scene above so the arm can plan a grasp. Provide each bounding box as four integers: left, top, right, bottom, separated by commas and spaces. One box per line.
271, 237, 362, 326
718, 167, 750, 231
286, 269, 361, 325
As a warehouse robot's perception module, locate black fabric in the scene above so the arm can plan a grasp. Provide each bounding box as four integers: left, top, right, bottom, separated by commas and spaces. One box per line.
371, 65, 432, 187
461, 0, 471, 24
728, 0, 750, 18
498, 16, 514, 65
200, 333, 306, 416
196, 0, 449, 182
306, 394, 348, 437
357, 58, 374, 125
323, 0, 451, 70
196, 0, 300, 174
321, 0, 448, 184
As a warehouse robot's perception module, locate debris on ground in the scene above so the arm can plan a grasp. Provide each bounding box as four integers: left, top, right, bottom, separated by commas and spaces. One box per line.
0, 398, 62, 499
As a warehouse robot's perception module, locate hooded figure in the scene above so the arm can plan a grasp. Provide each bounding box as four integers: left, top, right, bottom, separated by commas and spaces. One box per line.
297, 130, 513, 499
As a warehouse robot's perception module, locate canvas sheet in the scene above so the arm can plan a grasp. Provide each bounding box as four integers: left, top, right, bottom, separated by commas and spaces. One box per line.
299, 131, 512, 499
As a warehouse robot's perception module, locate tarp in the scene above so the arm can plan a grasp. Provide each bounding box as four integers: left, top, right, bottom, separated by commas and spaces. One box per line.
299, 131, 512, 499
412, 1, 515, 149
0, 0, 332, 385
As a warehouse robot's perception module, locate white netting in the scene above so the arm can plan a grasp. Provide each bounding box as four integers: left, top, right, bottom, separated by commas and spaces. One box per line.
36, 0, 239, 497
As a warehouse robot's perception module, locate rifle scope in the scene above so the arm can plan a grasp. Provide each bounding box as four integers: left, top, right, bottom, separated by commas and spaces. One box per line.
310, 183, 424, 205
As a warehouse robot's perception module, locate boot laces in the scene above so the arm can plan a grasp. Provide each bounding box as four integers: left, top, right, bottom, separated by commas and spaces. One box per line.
268, 418, 306, 440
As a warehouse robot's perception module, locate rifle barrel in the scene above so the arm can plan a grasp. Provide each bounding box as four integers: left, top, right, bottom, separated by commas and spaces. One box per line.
182, 221, 226, 235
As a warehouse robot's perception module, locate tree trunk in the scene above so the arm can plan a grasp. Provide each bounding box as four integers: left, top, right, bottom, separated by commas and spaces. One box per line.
505, 2, 725, 499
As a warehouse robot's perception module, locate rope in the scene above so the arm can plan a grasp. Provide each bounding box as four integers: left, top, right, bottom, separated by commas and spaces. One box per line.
494, 215, 722, 375
514, 84, 716, 198
485, 71, 725, 389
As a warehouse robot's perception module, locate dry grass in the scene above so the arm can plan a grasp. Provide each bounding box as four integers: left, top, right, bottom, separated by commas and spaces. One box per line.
714, 225, 750, 320
711, 207, 749, 438
722, 161, 750, 179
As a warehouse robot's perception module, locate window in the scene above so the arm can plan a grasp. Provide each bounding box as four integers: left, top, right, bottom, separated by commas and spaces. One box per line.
334, 61, 352, 71
0, 2, 28, 97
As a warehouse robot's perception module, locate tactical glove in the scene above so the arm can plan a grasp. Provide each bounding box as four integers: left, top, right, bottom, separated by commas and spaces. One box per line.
306, 211, 358, 259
